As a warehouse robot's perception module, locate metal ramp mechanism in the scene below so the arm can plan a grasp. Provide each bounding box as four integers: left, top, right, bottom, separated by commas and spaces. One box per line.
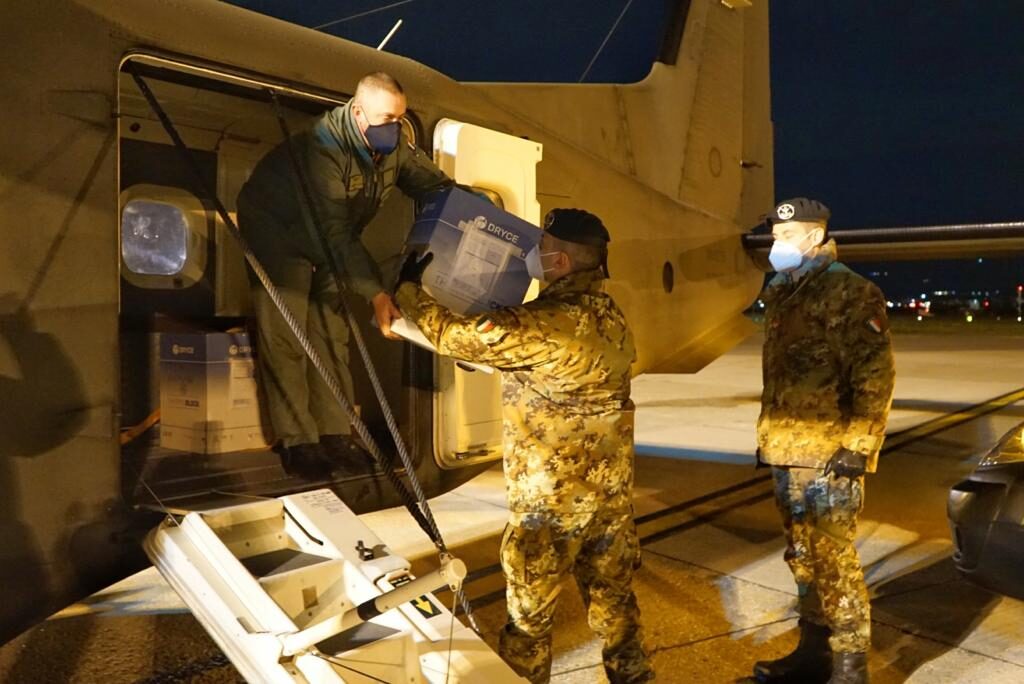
144, 489, 524, 683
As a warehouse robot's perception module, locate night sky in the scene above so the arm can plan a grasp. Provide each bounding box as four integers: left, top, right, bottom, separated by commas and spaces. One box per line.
224, 1, 1024, 299
770, 4, 1024, 300
225, 0, 668, 82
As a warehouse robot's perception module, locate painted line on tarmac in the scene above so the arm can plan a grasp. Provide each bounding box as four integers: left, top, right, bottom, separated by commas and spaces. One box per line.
634, 474, 772, 526
633, 387, 1024, 544
883, 386, 1024, 453
635, 385, 1024, 467
638, 489, 777, 546
634, 444, 755, 464
464, 387, 1024, 607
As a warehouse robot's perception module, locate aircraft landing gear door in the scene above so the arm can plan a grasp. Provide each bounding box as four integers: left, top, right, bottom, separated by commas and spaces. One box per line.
431, 119, 542, 469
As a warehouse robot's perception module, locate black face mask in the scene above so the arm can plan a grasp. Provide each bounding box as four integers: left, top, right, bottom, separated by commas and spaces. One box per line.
363, 120, 401, 155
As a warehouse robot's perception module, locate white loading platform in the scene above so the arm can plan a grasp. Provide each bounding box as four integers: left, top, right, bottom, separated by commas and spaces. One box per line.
143, 488, 524, 683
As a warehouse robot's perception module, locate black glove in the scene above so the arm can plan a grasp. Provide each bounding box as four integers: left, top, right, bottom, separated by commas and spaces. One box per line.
754, 447, 769, 470
823, 447, 867, 479
396, 251, 433, 288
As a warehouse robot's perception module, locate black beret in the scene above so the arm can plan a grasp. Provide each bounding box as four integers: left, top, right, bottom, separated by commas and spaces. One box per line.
770, 197, 831, 224
543, 208, 610, 247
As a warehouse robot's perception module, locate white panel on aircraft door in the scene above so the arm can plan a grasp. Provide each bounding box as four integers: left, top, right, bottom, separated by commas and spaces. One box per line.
431, 120, 542, 468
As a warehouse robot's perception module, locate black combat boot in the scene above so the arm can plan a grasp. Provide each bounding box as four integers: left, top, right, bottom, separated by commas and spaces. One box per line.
319, 434, 375, 477
827, 652, 868, 684
279, 442, 332, 480
753, 620, 832, 683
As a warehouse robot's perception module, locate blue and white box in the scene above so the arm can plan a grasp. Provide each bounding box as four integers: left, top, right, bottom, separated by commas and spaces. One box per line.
406, 187, 542, 315
159, 332, 270, 453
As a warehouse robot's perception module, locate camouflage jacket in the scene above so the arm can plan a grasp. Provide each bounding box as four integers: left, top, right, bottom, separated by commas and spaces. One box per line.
238, 101, 452, 301
396, 269, 637, 514
758, 240, 895, 472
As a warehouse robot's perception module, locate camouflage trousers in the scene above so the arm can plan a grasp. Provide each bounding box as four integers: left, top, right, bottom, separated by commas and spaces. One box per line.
498, 507, 654, 684
772, 466, 870, 653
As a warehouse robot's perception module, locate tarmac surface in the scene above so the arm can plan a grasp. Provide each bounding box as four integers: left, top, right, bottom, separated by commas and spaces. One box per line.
2, 330, 1023, 683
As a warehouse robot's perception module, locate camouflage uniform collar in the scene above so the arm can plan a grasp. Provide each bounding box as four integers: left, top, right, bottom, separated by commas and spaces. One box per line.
540, 268, 605, 298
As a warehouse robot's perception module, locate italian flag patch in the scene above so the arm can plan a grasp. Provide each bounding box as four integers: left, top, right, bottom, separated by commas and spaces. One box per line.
475, 316, 496, 334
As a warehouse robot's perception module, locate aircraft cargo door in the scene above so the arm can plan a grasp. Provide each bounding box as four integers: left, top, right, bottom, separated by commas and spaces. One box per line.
431, 119, 542, 468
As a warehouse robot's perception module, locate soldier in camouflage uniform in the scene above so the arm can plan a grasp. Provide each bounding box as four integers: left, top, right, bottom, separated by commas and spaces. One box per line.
395, 209, 654, 684
238, 72, 454, 477
752, 198, 895, 684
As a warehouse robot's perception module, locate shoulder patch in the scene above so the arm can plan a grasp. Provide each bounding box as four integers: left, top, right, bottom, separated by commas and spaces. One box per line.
475, 315, 496, 334
866, 317, 883, 334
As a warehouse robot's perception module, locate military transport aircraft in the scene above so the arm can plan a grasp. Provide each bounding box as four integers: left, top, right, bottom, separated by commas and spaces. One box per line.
0, 0, 772, 646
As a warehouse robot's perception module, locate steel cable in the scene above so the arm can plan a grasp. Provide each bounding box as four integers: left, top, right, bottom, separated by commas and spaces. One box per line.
128, 64, 479, 634
267, 90, 447, 550
127, 67, 438, 542
267, 90, 480, 631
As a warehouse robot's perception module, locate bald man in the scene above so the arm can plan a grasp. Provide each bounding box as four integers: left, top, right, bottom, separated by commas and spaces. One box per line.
238, 72, 454, 477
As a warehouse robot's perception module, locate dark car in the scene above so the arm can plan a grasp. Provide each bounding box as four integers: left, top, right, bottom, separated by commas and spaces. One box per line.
948, 422, 1024, 599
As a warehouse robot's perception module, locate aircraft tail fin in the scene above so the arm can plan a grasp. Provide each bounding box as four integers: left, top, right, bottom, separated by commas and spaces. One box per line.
467, 0, 773, 227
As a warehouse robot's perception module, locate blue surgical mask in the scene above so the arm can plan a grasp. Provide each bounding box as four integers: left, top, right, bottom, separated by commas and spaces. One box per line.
525, 247, 561, 281
768, 235, 815, 272
364, 121, 401, 155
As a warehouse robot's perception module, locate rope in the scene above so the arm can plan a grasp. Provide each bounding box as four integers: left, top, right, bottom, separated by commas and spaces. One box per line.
311, 653, 392, 683
268, 91, 481, 632
444, 585, 462, 684
268, 90, 447, 553
125, 66, 441, 541
313, 0, 418, 31
579, 0, 634, 82
127, 62, 478, 634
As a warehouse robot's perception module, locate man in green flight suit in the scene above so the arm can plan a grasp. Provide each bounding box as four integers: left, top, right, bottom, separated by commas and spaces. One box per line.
394, 209, 654, 684
752, 198, 895, 684
237, 72, 454, 477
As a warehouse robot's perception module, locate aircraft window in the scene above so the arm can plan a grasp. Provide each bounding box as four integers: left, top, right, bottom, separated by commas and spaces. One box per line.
121, 200, 189, 276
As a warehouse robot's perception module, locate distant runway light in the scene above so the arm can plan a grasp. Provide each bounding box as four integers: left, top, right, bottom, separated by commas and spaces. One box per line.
967, 314, 974, 323
917, 315, 923, 321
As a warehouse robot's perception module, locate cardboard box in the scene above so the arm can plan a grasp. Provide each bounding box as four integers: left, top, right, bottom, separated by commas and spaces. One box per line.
159, 332, 270, 454
407, 187, 542, 315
